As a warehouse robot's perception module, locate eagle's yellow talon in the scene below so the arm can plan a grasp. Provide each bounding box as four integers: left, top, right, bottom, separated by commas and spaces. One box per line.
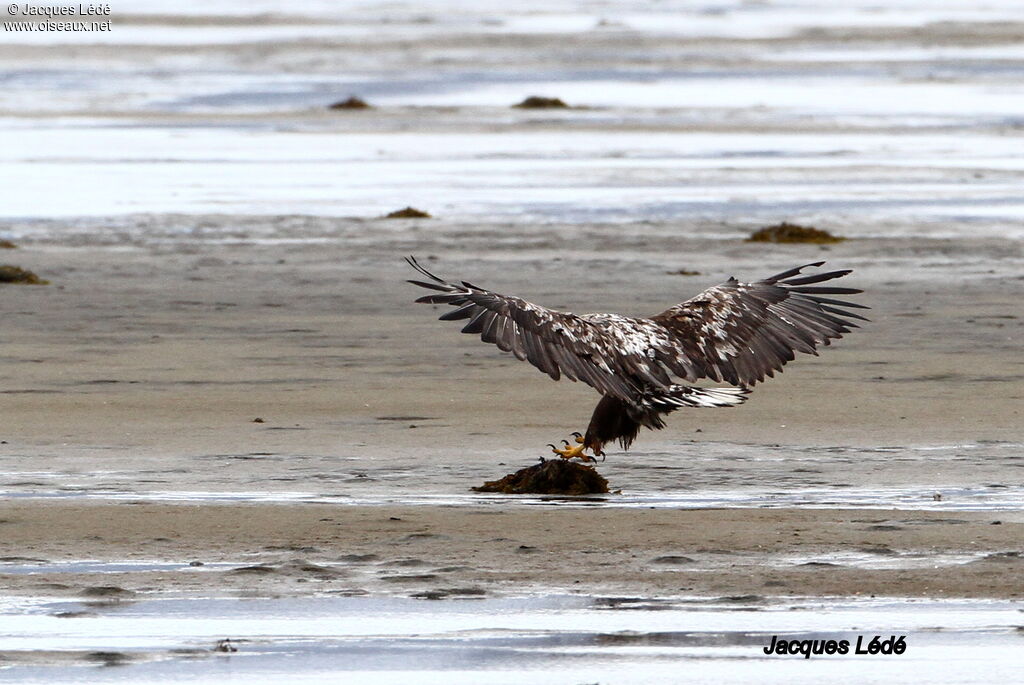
549, 438, 595, 462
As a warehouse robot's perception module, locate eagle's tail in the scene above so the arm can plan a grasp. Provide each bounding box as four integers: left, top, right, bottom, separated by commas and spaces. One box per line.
587, 386, 750, 452
648, 385, 749, 412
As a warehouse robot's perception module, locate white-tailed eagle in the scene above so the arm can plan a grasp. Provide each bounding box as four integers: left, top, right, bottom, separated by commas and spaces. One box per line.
407, 257, 866, 461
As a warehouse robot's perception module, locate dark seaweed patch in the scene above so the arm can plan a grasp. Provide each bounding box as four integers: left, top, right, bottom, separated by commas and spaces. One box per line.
746, 222, 845, 244
0, 265, 48, 284
385, 207, 431, 219
473, 459, 609, 495
328, 96, 371, 110
513, 96, 569, 109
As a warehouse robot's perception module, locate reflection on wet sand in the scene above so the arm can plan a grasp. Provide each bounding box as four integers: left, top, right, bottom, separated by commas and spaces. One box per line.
2, 594, 1023, 684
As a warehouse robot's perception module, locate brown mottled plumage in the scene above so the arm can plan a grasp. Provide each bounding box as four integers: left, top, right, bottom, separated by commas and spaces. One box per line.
406, 257, 867, 459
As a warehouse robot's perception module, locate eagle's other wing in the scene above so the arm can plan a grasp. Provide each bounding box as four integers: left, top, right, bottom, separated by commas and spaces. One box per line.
406, 256, 665, 403
649, 262, 868, 386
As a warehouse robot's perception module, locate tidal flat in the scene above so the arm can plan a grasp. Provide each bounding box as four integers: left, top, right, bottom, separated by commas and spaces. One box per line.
2, 0, 1024, 680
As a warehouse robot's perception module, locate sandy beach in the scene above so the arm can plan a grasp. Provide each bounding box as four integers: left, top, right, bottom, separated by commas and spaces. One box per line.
2, 228, 1022, 454
2, 0, 1024, 680
1, 501, 1022, 601
1, 226, 1021, 600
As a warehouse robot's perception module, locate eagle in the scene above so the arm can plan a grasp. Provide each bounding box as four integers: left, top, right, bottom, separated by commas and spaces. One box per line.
407, 256, 866, 461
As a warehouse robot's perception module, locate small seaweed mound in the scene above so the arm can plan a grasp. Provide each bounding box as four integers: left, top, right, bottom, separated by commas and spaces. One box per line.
513, 96, 569, 109
385, 206, 431, 219
474, 459, 609, 495
328, 96, 371, 110
0, 239, 16, 249
747, 222, 845, 244
0, 265, 48, 284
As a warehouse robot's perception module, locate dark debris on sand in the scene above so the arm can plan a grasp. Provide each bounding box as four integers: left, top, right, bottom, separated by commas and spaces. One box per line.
473, 459, 609, 495
746, 222, 845, 244
328, 96, 371, 110
86, 651, 133, 667
81, 585, 135, 599
385, 206, 432, 219
214, 639, 238, 653
513, 96, 569, 109
0, 239, 16, 249
0, 265, 48, 284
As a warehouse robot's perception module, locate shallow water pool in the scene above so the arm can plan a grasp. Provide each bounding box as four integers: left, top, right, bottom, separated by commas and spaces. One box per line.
1, 593, 1022, 684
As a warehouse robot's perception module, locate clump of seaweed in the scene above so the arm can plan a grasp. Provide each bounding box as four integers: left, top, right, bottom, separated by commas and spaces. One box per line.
473, 459, 609, 495
328, 96, 371, 110
666, 268, 701, 276
385, 207, 431, 219
0, 265, 48, 284
746, 222, 845, 244
513, 96, 569, 109
0, 239, 16, 249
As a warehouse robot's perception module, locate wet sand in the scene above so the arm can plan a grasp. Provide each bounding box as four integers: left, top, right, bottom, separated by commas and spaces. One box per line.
0, 227, 1022, 603
1, 501, 1022, 600
1, 229, 1020, 457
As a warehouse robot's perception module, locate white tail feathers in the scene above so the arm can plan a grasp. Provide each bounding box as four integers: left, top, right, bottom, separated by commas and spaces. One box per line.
648, 385, 749, 410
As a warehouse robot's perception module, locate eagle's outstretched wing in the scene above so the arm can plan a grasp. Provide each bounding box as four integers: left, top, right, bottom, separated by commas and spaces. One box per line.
406, 256, 655, 403
649, 262, 868, 386
408, 257, 867, 399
